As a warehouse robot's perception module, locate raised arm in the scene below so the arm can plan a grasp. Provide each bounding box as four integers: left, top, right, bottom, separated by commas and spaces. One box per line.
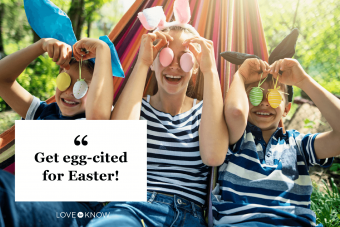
271, 58, 340, 159
224, 59, 270, 145
0, 38, 72, 118
110, 32, 172, 120
73, 38, 113, 120
183, 37, 228, 166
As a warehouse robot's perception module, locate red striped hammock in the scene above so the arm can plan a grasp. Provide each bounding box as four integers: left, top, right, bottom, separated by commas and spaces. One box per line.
0, 2, 268, 224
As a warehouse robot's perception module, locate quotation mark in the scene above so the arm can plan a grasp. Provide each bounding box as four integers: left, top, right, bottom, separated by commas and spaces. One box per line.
74, 135, 88, 146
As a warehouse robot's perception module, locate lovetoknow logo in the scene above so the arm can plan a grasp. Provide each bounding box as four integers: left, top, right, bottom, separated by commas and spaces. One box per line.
56, 212, 110, 218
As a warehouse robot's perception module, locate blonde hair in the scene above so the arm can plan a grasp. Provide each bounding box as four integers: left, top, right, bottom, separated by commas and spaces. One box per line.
144, 26, 204, 100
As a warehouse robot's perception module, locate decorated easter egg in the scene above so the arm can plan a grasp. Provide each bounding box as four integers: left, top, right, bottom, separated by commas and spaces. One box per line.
159, 47, 174, 67
73, 80, 88, 99
268, 89, 282, 108
249, 87, 263, 106
180, 53, 194, 72
56, 72, 71, 91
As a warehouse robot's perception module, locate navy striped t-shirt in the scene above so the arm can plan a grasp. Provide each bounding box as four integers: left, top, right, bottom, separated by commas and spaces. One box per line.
140, 95, 209, 205
212, 122, 333, 227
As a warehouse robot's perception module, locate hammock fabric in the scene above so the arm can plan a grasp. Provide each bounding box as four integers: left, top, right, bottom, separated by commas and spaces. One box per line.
0, 0, 268, 225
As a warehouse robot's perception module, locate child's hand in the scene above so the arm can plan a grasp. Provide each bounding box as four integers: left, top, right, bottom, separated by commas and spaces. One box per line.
41, 38, 72, 70
270, 58, 309, 87
137, 31, 173, 67
73, 38, 108, 61
238, 58, 270, 84
183, 37, 218, 75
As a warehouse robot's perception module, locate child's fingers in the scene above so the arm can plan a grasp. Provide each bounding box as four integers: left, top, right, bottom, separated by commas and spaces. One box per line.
58, 46, 72, 69
270, 61, 277, 75
47, 43, 54, 59
153, 32, 168, 51
259, 60, 268, 74
274, 60, 282, 75
188, 43, 200, 60
52, 44, 60, 62
184, 37, 209, 51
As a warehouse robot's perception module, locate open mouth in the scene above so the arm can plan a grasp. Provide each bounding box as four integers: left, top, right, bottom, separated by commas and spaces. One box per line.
61, 98, 80, 107
164, 74, 183, 84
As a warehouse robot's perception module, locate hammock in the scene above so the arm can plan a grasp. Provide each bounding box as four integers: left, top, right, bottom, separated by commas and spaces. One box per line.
0, 0, 268, 225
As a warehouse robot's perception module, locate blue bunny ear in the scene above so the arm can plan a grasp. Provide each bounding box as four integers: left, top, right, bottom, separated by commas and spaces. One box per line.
24, 0, 77, 47
24, 0, 125, 78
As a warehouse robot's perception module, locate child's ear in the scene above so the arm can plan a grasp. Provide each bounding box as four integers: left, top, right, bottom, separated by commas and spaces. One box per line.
150, 63, 155, 71
282, 102, 292, 117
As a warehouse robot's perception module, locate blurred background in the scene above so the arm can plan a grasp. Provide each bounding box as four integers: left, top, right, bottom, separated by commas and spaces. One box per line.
0, 1, 339, 225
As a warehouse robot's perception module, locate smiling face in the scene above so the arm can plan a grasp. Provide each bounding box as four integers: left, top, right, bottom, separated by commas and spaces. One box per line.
55, 64, 92, 117
247, 81, 291, 131
151, 29, 198, 96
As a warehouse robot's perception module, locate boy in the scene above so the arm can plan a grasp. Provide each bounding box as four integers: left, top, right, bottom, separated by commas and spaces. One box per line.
0, 37, 113, 120
0, 37, 113, 226
212, 58, 340, 226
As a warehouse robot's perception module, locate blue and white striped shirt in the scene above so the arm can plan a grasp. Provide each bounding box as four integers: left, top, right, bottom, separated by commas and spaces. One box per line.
212, 122, 333, 227
140, 95, 209, 205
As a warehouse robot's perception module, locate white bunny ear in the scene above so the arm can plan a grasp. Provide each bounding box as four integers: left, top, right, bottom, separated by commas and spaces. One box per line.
174, 0, 191, 24
138, 6, 166, 30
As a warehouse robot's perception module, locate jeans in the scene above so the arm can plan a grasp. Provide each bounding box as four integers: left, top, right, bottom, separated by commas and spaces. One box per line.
0, 170, 103, 227
87, 191, 207, 227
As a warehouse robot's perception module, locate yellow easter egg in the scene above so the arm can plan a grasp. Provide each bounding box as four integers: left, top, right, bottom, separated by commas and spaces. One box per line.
56, 72, 71, 91
268, 89, 282, 108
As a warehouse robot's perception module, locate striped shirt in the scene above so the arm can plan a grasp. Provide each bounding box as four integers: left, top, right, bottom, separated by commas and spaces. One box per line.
212, 122, 333, 227
25, 96, 86, 120
140, 95, 209, 205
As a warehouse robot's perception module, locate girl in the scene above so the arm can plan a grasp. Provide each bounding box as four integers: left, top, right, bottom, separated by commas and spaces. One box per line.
88, 1, 228, 226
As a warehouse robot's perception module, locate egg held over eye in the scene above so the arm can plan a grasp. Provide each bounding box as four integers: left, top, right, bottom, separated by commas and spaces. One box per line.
73, 80, 88, 99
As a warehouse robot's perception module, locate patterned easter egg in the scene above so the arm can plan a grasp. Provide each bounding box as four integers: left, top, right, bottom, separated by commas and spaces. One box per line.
73, 80, 88, 99
268, 89, 282, 108
159, 47, 174, 67
249, 87, 263, 106
56, 72, 71, 91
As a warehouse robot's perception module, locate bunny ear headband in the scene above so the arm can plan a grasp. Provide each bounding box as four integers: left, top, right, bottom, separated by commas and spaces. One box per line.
137, 0, 198, 72
24, 0, 124, 99
220, 28, 299, 106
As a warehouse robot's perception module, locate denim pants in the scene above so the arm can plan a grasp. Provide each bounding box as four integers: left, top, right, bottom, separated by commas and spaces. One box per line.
87, 191, 207, 227
0, 170, 103, 227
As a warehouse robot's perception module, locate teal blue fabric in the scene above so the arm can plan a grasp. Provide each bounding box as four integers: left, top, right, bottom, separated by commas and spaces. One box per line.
24, 0, 124, 78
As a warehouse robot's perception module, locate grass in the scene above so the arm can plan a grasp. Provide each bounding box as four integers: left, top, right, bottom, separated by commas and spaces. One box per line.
311, 178, 340, 227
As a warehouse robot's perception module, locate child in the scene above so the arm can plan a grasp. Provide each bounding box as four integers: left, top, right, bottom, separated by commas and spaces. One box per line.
0, 37, 113, 120
0, 37, 113, 227
86, 1, 228, 226
212, 57, 340, 227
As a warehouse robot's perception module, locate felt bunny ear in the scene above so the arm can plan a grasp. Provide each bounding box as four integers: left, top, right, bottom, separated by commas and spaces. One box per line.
268, 28, 299, 65
174, 0, 191, 24
137, 0, 200, 37
220, 51, 261, 65
268, 28, 299, 102
138, 6, 166, 30
24, 0, 77, 47
24, 0, 124, 78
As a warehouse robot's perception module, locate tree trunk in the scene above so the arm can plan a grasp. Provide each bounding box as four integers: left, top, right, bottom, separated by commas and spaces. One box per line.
87, 17, 91, 37
32, 29, 40, 43
0, 3, 5, 59
68, 0, 85, 40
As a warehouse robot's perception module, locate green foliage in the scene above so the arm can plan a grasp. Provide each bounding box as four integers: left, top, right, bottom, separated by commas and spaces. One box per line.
0, 54, 58, 111
311, 179, 340, 227
330, 163, 340, 175
259, 0, 340, 96
0, 111, 20, 134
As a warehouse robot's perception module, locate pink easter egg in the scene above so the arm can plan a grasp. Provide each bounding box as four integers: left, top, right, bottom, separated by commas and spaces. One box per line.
180, 53, 194, 72
159, 47, 174, 67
